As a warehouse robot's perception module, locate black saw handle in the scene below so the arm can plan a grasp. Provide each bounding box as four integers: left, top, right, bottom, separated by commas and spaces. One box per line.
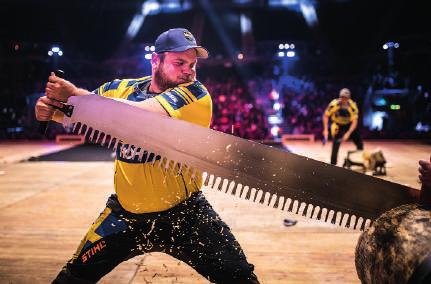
39, 69, 65, 135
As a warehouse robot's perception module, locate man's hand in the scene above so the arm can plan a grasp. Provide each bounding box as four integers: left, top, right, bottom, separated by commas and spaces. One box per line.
35, 96, 64, 121
323, 129, 329, 141
45, 72, 78, 102
342, 132, 351, 142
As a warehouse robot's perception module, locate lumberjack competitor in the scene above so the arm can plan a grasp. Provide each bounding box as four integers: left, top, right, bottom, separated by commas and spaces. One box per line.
36, 28, 259, 284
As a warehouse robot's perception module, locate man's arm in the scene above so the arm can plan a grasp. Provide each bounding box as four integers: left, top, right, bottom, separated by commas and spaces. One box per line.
46, 74, 169, 117
322, 114, 329, 140
34, 96, 65, 122
112, 98, 169, 116
46, 72, 89, 102
342, 117, 358, 141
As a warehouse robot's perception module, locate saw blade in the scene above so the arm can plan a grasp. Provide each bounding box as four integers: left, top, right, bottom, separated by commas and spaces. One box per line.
63, 95, 418, 230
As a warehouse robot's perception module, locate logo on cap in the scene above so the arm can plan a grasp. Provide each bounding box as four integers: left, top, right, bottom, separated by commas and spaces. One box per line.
183, 31, 194, 42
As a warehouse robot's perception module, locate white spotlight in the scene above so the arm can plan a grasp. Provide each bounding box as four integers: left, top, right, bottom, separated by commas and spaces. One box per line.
51, 46, 60, 52
58, 51, 63, 56
144, 53, 152, 60
286, 51, 295, 57
278, 44, 284, 49
290, 44, 295, 49
48, 50, 53, 56
150, 45, 155, 51
383, 44, 388, 50
394, 43, 400, 48
270, 126, 280, 137
278, 51, 285, 57
145, 46, 150, 51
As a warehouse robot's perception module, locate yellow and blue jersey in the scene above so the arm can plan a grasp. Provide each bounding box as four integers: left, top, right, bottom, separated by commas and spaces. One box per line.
94, 76, 212, 213
324, 98, 359, 125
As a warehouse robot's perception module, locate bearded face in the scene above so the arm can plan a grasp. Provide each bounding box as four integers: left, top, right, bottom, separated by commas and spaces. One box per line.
153, 61, 185, 90
152, 50, 197, 92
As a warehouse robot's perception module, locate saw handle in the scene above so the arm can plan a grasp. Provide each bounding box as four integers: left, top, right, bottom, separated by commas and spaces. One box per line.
39, 70, 65, 135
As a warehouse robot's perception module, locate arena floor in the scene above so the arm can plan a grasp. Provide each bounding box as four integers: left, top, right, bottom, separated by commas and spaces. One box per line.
0, 140, 429, 283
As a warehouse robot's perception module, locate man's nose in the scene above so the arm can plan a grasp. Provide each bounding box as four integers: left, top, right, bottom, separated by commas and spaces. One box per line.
182, 66, 193, 75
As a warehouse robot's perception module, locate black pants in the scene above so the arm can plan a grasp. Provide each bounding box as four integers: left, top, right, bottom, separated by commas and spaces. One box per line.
52, 192, 259, 284
331, 123, 363, 165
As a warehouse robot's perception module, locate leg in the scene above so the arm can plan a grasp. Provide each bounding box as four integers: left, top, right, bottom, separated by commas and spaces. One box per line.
331, 131, 344, 165
350, 129, 364, 150
53, 197, 142, 283
167, 192, 259, 284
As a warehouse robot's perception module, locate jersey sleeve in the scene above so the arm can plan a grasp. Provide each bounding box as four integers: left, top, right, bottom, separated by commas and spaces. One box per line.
324, 99, 338, 117
92, 79, 123, 98
154, 81, 212, 128
349, 100, 359, 120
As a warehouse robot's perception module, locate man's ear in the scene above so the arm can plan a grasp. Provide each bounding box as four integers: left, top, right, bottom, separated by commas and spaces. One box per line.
151, 52, 160, 67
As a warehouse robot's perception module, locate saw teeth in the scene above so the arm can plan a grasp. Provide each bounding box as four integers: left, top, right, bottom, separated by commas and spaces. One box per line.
236, 184, 245, 199
111, 138, 119, 151
84, 127, 92, 140
72, 122, 80, 133
79, 124, 87, 135
95, 131, 102, 144
240, 185, 249, 200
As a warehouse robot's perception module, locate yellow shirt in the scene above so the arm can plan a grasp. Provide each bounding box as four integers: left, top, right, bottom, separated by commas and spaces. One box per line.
324, 98, 359, 125
94, 76, 212, 213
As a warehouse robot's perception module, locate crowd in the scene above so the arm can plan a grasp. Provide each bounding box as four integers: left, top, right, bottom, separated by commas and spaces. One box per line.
1, 64, 429, 141
203, 77, 268, 140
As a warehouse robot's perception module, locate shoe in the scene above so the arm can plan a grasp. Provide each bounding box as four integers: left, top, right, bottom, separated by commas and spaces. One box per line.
283, 218, 297, 227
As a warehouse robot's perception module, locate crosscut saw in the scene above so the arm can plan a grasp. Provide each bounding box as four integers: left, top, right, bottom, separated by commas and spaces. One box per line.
61, 95, 419, 231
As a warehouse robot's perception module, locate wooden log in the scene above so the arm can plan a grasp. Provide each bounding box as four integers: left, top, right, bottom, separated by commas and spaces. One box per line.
355, 204, 431, 284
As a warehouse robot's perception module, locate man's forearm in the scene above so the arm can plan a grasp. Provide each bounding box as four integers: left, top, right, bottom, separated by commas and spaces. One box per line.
74, 88, 91, 96
323, 116, 329, 130
347, 119, 358, 134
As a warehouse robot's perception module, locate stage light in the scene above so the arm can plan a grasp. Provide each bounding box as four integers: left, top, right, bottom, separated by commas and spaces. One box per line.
286, 51, 295, 57
290, 44, 295, 49
273, 102, 281, 111
394, 43, 400, 48
278, 51, 285, 57
49, 46, 63, 56
144, 53, 152, 60
390, 104, 401, 110
279, 44, 284, 49
145, 46, 150, 51
270, 126, 281, 137
268, 115, 283, 125
371, 111, 386, 131
150, 45, 155, 51
284, 43, 289, 49
270, 89, 280, 100
383, 44, 388, 50
237, 52, 244, 60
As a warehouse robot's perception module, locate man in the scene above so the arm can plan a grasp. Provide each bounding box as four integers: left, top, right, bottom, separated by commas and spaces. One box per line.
419, 155, 431, 203
322, 88, 364, 165
35, 28, 259, 284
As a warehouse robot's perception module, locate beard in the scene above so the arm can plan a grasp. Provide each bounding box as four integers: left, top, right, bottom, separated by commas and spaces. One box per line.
153, 63, 192, 91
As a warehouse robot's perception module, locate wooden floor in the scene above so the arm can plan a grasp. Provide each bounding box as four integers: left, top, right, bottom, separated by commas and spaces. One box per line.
0, 140, 429, 283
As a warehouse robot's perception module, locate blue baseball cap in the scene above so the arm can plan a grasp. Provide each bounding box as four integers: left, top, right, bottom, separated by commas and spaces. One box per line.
155, 28, 209, 59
